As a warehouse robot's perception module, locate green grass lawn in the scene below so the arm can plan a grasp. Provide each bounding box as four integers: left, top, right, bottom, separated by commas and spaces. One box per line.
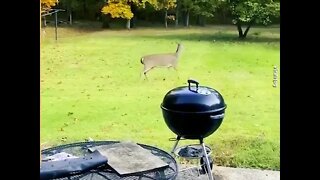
41, 23, 280, 170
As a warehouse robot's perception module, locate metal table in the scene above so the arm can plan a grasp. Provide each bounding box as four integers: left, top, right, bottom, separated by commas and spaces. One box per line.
41, 141, 178, 180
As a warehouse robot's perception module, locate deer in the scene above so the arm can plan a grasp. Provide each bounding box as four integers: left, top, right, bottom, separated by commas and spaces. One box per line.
140, 43, 183, 79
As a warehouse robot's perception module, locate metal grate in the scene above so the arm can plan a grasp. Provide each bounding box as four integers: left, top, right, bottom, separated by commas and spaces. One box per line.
173, 144, 211, 159
41, 141, 178, 180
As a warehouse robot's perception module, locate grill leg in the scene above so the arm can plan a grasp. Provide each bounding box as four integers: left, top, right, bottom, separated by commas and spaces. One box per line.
201, 142, 214, 180
171, 136, 181, 154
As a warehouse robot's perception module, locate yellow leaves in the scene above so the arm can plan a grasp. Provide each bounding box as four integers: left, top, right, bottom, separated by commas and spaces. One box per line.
41, 0, 59, 12
41, 0, 58, 7
165, 0, 177, 8
100, 0, 177, 20
101, 2, 134, 20
155, 0, 177, 11
41, 0, 58, 9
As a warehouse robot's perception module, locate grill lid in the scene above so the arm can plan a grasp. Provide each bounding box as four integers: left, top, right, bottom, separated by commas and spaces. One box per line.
161, 79, 226, 113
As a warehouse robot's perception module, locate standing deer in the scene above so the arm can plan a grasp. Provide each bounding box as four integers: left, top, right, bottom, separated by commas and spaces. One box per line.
140, 43, 183, 79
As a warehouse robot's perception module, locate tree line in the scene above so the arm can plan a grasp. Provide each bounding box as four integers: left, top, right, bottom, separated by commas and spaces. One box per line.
41, 0, 280, 39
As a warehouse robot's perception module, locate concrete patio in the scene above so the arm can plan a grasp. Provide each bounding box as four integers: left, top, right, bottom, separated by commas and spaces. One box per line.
176, 165, 280, 180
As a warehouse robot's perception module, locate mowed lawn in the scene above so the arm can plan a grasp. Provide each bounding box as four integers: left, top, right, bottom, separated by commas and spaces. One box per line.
40, 24, 280, 170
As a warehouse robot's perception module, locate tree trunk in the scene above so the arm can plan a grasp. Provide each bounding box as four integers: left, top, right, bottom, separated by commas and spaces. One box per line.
236, 21, 253, 39
164, 10, 168, 28
236, 22, 245, 39
83, 0, 87, 18
66, 3, 73, 25
175, 0, 180, 27
196, 15, 200, 25
126, 19, 131, 30
185, 10, 190, 27
129, 3, 136, 28
101, 15, 110, 29
196, 15, 205, 26
243, 24, 252, 38
69, 11, 73, 25
130, 17, 136, 28
43, 16, 47, 27
223, 11, 226, 24
175, 11, 179, 27
202, 17, 206, 26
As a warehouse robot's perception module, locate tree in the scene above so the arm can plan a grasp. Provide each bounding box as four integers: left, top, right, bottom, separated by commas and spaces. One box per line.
180, 0, 193, 27
41, 0, 59, 12
192, 0, 220, 26
101, 0, 158, 29
155, 0, 176, 28
180, 0, 219, 27
58, 0, 78, 24
223, 0, 280, 39
175, 0, 180, 26
58, 0, 106, 25
41, 0, 59, 27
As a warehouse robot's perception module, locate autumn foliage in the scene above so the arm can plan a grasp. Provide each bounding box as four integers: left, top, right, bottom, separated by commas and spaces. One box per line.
101, 1, 134, 19
101, 0, 176, 20
41, 0, 59, 12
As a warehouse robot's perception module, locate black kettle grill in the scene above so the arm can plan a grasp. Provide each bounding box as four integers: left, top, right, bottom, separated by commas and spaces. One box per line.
161, 79, 227, 180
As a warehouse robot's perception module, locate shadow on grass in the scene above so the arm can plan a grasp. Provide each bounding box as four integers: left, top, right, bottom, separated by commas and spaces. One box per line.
44, 20, 279, 43
141, 32, 280, 43
44, 21, 105, 32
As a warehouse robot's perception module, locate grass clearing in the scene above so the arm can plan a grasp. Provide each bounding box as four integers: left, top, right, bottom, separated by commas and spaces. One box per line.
41, 24, 280, 170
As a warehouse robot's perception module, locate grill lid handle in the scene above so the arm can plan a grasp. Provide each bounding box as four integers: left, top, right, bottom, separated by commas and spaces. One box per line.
210, 113, 225, 120
188, 79, 199, 91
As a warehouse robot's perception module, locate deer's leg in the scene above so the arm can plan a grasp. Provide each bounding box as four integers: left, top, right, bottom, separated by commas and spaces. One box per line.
143, 68, 152, 80
167, 65, 174, 71
173, 66, 180, 79
173, 65, 178, 71
144, 72, 148, 80
141, 66, 146, 79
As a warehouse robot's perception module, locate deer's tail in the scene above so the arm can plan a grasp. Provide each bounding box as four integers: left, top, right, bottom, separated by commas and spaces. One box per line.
140, 57, 144, 64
